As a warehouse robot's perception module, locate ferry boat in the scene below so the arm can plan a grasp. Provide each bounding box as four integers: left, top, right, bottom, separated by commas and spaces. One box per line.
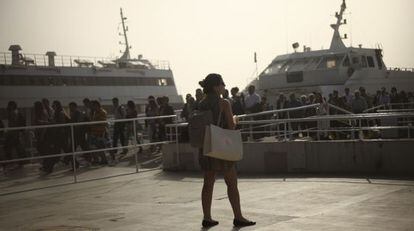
0, 8, 183, 119
249, 0, 414, 102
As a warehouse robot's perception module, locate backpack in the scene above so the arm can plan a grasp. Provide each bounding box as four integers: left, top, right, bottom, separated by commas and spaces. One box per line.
188, 110, 213, 148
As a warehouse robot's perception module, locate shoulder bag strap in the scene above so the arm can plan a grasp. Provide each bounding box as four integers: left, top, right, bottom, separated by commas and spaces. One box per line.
217, 99, 224, 126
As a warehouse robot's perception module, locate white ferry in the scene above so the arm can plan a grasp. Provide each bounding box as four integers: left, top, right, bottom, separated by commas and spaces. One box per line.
250, 0, 414, 102
0, 8, 183, 118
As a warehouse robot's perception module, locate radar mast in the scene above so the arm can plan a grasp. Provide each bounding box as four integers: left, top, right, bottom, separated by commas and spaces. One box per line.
329, 0, 347, 50
119, 8, 131, 61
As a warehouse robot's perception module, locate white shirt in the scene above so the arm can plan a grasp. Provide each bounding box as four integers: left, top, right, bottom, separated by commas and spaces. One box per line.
244, 93, 261, 109
344, 93, 353, 105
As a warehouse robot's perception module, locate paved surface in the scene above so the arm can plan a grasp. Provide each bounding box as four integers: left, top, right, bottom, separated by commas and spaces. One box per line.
1, 168, 414, 231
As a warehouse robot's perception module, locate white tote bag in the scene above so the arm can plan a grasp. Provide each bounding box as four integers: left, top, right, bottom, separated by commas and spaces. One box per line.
203, 124, 243, 161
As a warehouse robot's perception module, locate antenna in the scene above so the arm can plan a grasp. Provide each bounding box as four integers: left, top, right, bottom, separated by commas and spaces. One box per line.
118, 8, 131, 61
329, 0, 347, 50
254, 52, 258, 78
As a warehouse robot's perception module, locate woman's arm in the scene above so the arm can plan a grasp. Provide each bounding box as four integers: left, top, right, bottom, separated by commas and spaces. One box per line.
220, 99, 236, 130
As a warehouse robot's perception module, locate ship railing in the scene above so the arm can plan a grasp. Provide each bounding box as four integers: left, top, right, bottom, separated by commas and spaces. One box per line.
364, 102, 414, 113
237, 111, 414, 141
388, 67, 414, 72
0, 114, 180, 195
0, 52, 170, 70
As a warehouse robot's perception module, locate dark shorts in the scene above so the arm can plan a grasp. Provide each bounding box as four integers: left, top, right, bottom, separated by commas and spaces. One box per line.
198, 148, 235, 172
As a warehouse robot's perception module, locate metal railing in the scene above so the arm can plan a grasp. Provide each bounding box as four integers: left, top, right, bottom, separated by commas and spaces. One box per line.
238, 112, 414, 141
364, 102, 414, 113
388, 67, 414, 72
0, 114, 180, 193
165, 104, 414, 142
0, 52, 170, 70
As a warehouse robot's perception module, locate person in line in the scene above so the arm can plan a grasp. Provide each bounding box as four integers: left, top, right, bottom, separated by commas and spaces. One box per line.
244, 85, 261, 113
315, 92, 329, 139
33, 101, 55, 174
287, 93, 303, 138
223, 89, 230, 99
390, 87, 400, 108
276, 93, 288, 119
379, 87, 391, 109
198, 73, 255, 228
89, 100, 108, 165
305, 94, 317, 135
159, 96, 174, 142
181, 94, 195, 122
359, 87, 373, 109
125, 100, 143, 154
229, 87, 245, 116
69, 102, 90, 162
3, 101, 26, 169
193, 88, 204, 110
51, 101, 78, 171
111, 97, 127, 160
145, 96, 159, 153
352, 90, 368, 114
351, 90, 369, 138
328, 90, 345, 139
343, 87, 353, 108
275, 93, 289, 137
42, 98, 54, 119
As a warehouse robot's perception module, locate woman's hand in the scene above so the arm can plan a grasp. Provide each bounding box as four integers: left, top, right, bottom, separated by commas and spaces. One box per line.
233, 115, 239, 125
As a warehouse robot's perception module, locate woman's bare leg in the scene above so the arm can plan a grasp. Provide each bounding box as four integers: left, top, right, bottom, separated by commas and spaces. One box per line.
202, 170, 216, 221
223, 167, 243, 219
224, 167, 252, 222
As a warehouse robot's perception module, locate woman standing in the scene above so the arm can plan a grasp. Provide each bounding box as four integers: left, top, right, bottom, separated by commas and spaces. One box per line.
198, 74, 255, 228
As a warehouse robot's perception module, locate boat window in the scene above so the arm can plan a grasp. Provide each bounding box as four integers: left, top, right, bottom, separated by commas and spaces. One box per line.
361, 56, 367, 68
367, 56, 375, 67
281, 60, 293, 72
326, 59, 336, 68
307, 57, 322, 69
263, 65, 274, 75
289, 59, 308, 72
158, 78, 168, 86
318, 55, 345, 69
342, 56, 350, 67
265, 61, 290, 75
286, 71, 303, 83
352, 57, 360, 65
0, 75, 173, 87
317, 57, 327, 69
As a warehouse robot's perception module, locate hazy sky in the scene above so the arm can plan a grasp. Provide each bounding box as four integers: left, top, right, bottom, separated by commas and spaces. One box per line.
1, 0, 413, 96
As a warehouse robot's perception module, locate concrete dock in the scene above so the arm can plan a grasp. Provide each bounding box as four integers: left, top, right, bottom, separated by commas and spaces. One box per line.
1, 166, 414, 230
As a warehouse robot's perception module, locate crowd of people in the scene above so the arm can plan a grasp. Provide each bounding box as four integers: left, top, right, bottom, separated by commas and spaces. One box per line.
181, 86, 414, 123
1, 85, 413, 174
0, 96, 175, 174
181, 85, 414, 140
